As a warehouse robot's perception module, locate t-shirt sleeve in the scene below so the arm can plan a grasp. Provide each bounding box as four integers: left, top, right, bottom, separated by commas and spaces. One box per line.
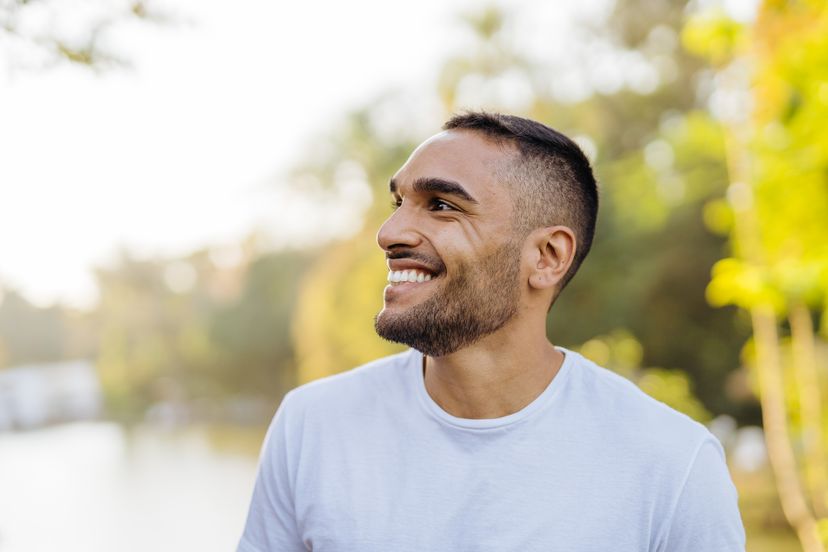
660, 436, 746, 551
237, 393, 306, 552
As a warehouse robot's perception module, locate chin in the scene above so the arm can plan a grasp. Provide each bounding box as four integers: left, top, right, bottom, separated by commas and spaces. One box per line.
375, 307, 399, 326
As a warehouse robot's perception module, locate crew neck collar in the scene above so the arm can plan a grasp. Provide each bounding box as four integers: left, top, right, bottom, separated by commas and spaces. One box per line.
409, 345, 575, 431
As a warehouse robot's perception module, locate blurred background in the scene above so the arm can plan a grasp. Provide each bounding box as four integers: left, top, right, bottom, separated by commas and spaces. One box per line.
1, 0, 827, 550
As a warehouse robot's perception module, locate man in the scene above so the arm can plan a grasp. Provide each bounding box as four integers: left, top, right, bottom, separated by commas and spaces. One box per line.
239, 112, 746, 551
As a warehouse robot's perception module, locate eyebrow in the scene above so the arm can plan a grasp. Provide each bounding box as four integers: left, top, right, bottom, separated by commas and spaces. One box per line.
389, 177, 478, 204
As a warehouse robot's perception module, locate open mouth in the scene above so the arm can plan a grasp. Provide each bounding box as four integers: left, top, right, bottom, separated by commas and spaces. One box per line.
387, 269, 437, 285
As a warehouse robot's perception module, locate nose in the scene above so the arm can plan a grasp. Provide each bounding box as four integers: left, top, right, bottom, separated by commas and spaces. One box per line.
376, 202, 422, 253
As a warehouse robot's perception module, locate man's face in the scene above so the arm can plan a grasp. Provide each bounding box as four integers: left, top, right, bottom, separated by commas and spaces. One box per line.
374, 130, 524, 357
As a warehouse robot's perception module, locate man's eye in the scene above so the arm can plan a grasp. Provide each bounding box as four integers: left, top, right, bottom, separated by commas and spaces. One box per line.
390, 197, 402, 210
430, 199, 455, 211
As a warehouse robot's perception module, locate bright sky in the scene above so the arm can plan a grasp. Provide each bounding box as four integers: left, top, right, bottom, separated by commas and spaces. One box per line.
0, 0, 608, 309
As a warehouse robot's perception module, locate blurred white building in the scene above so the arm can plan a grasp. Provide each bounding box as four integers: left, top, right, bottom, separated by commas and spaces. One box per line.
0, 360, 102, 431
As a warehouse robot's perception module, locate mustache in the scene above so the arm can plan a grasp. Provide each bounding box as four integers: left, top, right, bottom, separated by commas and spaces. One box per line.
385, 249, 445, 274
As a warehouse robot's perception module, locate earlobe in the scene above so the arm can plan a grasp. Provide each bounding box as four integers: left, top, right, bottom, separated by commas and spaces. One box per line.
529, 266, 557, 291
529, 272, 553, 290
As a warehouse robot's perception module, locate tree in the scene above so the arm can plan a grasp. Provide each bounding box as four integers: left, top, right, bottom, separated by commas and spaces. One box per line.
685, 1, 828, 549
93, 241, 310, 420
1, 0, 160, 70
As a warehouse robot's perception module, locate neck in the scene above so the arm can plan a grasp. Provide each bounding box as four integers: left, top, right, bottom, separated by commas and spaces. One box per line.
422, 316, 565, 419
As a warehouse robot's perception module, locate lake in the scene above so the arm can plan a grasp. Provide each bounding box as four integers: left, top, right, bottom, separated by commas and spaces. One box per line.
0, 421, 265, 552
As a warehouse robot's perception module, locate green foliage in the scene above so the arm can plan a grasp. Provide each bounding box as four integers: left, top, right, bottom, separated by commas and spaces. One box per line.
682, 8, 747, 65
210, 251, 309, 394
293, 230, 405, 384
817, 517, 828, 547
703, 198, 735, 235
93, 245, 310, 419
708, 258, 787, 313
0, 0, 158, 69
698, 0, 828, 315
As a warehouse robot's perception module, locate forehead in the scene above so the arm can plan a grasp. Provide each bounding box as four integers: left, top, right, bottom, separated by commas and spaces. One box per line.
392, 130, 514, 200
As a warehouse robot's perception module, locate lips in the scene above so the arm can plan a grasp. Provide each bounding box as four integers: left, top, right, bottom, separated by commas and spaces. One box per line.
386, 252, 443, 276
384, 252, 444, 302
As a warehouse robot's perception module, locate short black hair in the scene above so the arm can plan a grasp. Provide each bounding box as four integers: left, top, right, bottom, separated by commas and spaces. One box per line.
443, 111, 599, 299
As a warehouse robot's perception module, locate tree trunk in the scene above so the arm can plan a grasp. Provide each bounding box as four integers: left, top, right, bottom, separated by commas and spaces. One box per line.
790, 301, 828, 518
753, 305, 823, 551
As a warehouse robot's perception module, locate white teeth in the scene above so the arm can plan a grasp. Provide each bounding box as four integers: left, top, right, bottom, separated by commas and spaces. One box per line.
386, 269, 434, 284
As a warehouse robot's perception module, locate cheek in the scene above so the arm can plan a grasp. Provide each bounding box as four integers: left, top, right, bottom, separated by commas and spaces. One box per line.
431, 221, 491, 256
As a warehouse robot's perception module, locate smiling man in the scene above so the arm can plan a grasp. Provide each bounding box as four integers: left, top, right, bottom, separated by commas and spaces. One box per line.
238, 112, 745, 551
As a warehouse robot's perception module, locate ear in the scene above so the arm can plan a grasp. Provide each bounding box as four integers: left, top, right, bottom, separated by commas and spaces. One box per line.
526, 225, 577, 292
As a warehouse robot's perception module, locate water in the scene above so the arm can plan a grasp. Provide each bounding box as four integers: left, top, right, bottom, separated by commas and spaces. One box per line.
0, 422, 264, 552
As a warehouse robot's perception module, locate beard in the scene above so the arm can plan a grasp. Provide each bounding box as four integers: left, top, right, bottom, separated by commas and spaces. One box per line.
374, 239, 522, 357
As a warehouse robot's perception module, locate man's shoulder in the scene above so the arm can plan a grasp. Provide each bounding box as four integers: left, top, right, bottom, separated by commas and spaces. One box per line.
564, 348, 712, 451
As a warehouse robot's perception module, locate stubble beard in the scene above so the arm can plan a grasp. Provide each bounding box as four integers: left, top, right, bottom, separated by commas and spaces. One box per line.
374, 239, 522, 357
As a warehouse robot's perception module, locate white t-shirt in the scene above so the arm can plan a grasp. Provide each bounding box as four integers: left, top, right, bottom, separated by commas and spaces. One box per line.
238, 346, 745, 551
